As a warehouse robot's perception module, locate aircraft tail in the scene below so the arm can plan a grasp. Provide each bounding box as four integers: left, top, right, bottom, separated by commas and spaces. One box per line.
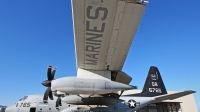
124, 66, 167, 97
140, 66, 167, 97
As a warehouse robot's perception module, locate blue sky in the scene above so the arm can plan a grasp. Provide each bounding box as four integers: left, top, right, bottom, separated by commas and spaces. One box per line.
0, 0, 199, 109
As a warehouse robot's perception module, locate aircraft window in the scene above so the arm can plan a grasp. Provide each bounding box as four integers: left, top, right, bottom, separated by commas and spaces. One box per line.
40, 108, 42, 110
19, 96, 28, 101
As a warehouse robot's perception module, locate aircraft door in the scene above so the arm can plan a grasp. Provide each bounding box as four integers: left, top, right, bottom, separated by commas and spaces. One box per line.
30, 108, 36, 112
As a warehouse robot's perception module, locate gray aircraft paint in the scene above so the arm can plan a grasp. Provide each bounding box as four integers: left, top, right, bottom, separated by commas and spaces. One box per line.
6, 66, 195, 112
51, 77, 136, 94
5, 92, 195, 112
62, 95, 124, 105
5, 95, 77, 112
5, 94, 154, 112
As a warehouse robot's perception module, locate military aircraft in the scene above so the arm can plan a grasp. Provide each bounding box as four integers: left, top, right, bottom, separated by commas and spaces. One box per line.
40, 0, 151, 106
4, 0, 196, 111
5, 66, 195, 112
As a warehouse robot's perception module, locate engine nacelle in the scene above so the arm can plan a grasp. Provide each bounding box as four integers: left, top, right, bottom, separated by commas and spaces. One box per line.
62, 95, 124, 105
51, 77, 136, 95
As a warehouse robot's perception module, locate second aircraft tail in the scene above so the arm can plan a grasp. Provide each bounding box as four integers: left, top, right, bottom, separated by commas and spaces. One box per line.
125, 66, 167, 97
141, 66, 167, 97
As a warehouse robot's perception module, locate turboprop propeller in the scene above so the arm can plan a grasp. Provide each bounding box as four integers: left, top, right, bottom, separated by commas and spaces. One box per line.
42, 65, 56, 103
42, 65, 62, 108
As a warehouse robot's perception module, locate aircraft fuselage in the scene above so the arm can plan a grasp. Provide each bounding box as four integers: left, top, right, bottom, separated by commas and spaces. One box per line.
5, 94, 154, 112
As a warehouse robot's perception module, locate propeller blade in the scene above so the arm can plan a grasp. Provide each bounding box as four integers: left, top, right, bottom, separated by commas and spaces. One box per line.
43, 87, 51, 103
49, 89, 53, 100
51, 67, 57, 80
56, 97, 60, 107
43, 65, 57, 104
42, 80, 51, 87
59, 97, 62, 106
47, 65, 52, 80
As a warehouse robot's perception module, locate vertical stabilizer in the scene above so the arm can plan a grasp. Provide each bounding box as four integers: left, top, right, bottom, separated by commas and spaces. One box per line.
124, 66, 167, 97
141, 66, 167, 96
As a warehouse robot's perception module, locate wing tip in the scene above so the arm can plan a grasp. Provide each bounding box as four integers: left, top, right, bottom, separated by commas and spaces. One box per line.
184, 90, 196, 93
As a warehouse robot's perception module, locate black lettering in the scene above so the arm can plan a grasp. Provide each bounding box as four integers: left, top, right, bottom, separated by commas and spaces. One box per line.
85, 59, 97, 65
86, 45, 100, 52
86, 42, 101, 45
86, 33, 103, 42
27, 102, 30, 107
87, 6, 108, 20
86, 21, 105, 32
23, 103, 26, 107
86, 54, 98, 59
20, 103, 23, 107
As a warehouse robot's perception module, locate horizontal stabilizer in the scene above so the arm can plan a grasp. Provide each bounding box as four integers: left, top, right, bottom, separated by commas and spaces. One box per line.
154, 90, 195, 102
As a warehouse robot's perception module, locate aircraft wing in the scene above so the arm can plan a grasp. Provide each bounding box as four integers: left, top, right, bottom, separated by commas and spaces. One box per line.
127, 90, 195, 112
154, 90, 196, 102
72, 0, 146, 71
